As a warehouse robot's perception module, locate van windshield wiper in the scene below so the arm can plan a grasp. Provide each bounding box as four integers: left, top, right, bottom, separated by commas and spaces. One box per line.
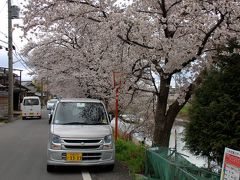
61, 122, 90, 125
90, 122, 107, 125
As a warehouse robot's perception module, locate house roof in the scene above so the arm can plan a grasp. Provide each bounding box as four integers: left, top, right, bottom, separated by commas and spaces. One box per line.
21, 81, 37, 93
22, 81, 35, 86
14, 83, 30, 92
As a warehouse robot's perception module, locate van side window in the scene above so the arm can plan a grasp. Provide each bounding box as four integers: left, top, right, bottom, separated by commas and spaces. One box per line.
23, 99, 39, 106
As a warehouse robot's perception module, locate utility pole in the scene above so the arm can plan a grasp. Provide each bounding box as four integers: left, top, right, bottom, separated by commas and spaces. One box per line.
7, 2, 20, 122
8, 0, 13, 122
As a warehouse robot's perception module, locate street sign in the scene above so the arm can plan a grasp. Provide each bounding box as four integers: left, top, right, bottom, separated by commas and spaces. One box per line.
221, 147, 240, 180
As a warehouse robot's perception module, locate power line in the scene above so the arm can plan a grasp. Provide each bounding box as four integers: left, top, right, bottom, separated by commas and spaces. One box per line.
0, 42, 34, 73
13, 51, 32, 72
0, 41, 8, 49
0, 31, 34, 72
14, 49, 30, 67
0, 25, 36, 74
0, 30, 8, 38
0, 30, 23, 51
13, 49, 34, 72
12, 42, 35, 72
0, 39, 8, 44
0, 39, 16, 51
0, 1, 7, 15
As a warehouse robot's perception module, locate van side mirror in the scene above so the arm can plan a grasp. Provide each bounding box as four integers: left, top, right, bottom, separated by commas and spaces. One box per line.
49, 115, 52, 124
108, 114, 113, 121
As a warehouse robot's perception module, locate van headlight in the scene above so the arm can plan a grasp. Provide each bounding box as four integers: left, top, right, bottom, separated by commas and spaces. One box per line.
50, 134, 61, 150
103, 135, 113, 149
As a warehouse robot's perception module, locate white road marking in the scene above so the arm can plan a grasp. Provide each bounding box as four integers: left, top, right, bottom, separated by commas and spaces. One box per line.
82, 171, 92, 180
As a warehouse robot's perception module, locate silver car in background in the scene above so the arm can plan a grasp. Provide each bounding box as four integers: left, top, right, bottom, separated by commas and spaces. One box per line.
47, 98, 115, 172
47, 99, 58, 110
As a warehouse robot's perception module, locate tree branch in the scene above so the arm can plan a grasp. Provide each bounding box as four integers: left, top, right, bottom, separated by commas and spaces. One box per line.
166, 74, 203, 125
171, 12, 226, 75
133, 87, 158, 95
167, 0, 182, 13
136, 10, 162, 15
197, 12, 226, 56
150, 68, 159, 93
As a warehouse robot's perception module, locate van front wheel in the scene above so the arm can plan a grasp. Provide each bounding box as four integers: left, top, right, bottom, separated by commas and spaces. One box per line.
105, 164, 114, 171
22, 116, 26, 120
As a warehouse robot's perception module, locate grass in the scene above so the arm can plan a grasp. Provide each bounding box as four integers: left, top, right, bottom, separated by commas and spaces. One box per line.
115, 138, 146, 176
177, 103, 190, 120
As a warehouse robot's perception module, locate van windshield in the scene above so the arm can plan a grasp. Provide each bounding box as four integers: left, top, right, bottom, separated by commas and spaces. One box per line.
23, 99, 39, 106
53, 102, 109, 125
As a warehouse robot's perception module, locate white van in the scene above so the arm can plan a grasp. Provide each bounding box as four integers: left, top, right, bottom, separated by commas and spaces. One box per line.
47, 98, 115, 172
21, 96, 42, 120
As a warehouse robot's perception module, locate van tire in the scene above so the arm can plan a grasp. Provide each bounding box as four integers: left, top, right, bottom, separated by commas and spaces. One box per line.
105, 164, 114, 171
47, 165, 55, 172
22, 116, 26, 120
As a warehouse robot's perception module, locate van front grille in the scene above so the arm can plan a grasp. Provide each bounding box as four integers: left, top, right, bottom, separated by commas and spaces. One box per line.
64, 145, 101, 149
62, 138, 103, 150
64, 139, 101, 143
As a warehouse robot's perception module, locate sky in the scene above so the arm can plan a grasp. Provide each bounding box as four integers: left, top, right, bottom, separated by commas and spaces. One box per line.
0, 0, 33, 81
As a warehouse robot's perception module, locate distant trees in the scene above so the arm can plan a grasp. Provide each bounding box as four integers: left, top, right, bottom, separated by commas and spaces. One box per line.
184, 40, 240, 165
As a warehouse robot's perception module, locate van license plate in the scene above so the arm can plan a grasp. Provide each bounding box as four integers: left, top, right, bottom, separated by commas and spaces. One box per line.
66, 153, 82, 161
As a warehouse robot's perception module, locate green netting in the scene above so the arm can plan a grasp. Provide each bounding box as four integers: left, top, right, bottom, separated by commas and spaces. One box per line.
141, 147, 220, 180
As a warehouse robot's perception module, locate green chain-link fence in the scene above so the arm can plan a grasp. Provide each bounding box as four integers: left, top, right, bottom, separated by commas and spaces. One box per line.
137, 147, 220, 180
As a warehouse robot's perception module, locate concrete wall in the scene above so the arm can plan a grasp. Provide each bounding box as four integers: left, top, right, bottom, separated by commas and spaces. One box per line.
0, 91, 8, 118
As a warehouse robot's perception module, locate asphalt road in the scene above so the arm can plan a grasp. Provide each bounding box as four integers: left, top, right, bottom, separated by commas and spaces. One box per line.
0, 109, 132, 180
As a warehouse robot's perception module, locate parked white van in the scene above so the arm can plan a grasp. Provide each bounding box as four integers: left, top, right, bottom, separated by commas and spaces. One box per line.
21, 96, 41, 120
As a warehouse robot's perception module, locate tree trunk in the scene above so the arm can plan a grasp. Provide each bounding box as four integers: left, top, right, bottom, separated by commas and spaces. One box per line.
153, 115, 172, 147
152, 75, 184, 147
153, 76, 172, 147
152, 73, 199, 147
153, 102, 179, 147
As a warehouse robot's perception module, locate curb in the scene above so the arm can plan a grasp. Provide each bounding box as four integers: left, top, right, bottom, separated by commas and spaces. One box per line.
0, 122, 6, 126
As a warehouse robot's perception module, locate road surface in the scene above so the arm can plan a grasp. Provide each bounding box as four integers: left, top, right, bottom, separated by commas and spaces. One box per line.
0, 109, 132, 180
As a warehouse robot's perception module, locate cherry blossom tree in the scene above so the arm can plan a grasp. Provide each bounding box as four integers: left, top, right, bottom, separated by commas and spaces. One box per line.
115, 0, 240, 146
21, 0, 125, 100
21, 0, 240, 147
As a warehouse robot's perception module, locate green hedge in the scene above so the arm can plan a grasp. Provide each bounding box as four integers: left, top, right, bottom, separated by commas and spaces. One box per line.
116, 138, 146, 175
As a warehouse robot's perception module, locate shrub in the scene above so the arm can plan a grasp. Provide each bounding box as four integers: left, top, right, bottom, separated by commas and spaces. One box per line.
116, 138, 146, 175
